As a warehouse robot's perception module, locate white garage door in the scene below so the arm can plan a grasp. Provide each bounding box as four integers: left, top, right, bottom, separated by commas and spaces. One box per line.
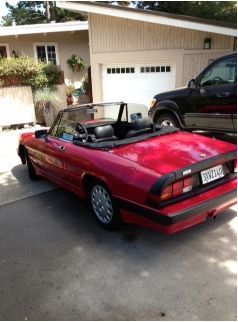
102, 63, 176, 107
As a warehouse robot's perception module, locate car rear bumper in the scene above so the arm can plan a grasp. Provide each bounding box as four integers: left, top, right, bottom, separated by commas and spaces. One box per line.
117, 179, 237, 234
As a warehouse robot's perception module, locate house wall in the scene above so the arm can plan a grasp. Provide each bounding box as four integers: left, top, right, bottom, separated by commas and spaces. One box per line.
0, 30, 90, 87
89, 13, 234, 101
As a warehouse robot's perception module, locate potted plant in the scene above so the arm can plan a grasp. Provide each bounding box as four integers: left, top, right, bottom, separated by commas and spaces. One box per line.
67, 55, 86, 72
66, 83, 75, 106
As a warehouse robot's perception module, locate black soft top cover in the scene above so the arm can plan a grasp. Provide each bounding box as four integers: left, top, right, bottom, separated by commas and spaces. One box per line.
73, 126, 179, 150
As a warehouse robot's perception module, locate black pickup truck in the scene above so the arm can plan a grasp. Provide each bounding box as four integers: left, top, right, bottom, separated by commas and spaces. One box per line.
149, 53, 237, 134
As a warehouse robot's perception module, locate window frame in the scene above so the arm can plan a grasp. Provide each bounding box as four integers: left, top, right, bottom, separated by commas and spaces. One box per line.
33, 42, 59, 65
198, 56, 237, 88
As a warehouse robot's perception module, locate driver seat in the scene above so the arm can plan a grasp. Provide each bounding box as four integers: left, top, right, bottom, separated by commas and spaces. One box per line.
93, 125, 118, 142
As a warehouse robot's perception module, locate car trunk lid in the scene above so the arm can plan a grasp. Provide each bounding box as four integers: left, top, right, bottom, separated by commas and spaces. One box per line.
111, 131, 236, 175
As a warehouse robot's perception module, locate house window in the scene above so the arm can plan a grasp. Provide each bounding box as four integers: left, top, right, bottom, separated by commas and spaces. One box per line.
34, 43, 59, 64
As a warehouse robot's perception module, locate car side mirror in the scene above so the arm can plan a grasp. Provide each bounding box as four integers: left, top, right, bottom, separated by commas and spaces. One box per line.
188, 79, 196, 89
35, 129, 48, 138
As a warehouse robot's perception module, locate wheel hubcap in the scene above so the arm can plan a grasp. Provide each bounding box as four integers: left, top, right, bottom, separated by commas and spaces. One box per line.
161, 120, 175, 127
91, 185, 113, 224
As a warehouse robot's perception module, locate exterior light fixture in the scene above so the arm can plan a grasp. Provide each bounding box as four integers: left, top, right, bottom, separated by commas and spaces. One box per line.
204, 38, 211, 49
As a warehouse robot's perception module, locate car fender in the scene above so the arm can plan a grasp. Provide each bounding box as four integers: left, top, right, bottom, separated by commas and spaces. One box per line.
81, 157, 158, 205
153, 101, 184, 127
81, 172, 115, 199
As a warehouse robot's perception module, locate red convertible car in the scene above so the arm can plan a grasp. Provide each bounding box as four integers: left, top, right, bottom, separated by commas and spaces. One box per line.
18, 102, 237, 234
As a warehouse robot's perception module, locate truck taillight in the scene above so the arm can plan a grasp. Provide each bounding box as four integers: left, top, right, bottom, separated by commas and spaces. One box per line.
161, 176, 193, 201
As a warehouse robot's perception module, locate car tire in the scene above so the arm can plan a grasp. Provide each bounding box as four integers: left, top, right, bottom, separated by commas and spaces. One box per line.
157, 113, 180, 128
89, 182, 122, 230
25, 150, 39, 180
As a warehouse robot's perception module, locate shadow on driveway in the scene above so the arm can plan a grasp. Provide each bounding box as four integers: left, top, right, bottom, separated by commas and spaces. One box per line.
0, 188, 236, 321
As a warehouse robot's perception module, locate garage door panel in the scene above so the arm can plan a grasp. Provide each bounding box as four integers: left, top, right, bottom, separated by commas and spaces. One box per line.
102, 63, 176, 106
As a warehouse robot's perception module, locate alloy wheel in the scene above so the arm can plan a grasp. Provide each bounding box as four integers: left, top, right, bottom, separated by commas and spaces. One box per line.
91, 185, 113, 224
161, 120, 175, 127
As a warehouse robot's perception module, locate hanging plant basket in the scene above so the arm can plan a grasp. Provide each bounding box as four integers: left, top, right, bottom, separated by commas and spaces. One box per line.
67, 55, 86, 72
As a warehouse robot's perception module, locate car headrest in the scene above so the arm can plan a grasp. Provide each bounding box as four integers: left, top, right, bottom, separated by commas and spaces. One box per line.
133, 118, 151, 131
93, 125, 115, 139
133, 118, 152, 130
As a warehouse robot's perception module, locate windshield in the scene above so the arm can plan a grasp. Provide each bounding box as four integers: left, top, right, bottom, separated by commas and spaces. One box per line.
64, 103, 124, 123
63, 102, 149, 124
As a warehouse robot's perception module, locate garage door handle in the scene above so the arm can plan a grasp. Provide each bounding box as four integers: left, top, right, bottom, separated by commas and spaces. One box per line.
58, 146, 65, 151
216, 92, 231, 98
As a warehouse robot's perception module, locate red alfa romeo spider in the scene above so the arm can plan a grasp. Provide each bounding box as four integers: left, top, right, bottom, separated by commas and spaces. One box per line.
18, 102, 237, 234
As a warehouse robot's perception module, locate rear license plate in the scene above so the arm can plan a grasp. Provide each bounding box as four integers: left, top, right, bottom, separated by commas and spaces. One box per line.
201, 165, 224, 185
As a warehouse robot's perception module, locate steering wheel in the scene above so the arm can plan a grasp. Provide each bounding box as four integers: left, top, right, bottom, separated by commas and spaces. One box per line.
213, 76, 223, 85
74, 123, 88, 142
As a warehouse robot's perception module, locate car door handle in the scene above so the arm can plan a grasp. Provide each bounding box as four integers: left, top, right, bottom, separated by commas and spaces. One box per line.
216, 92, 231, 98
58, 145, 65, 151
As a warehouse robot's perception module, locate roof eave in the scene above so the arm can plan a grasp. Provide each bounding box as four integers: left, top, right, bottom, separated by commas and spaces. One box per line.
57, 1, 236, 37
0, 21, 88, 37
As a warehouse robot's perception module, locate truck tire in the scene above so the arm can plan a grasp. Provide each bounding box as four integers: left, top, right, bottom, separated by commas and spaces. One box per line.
157, 113, 180, 128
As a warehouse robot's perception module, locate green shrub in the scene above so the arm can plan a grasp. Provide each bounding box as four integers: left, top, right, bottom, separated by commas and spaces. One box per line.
34, 87, 61, 125
42, 63, 63, 86
34, 87, 61, 107
0, 56, 39, 86
0, 56, 39, 78
24, 61, 48, 90
0, 56, 64, 90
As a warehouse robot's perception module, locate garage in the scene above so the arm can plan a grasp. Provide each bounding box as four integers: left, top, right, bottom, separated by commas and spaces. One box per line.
102, 62, 176, 106
57, 1, 236, 107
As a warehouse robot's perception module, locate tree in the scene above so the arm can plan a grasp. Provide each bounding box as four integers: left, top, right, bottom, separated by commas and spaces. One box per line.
2, 1, 45, 25
1, 1, 86, 26
134, 1, 237, 24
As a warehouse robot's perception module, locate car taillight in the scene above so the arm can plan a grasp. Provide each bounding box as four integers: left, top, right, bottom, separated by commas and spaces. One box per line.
160, 185, 173, 201
183, 177, 193, 193
234, 159, 237, 173
161, 176, 193, 201
172, 180, 183, 197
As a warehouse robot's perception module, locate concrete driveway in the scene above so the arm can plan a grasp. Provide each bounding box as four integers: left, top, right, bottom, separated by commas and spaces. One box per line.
0, 129, 237, 321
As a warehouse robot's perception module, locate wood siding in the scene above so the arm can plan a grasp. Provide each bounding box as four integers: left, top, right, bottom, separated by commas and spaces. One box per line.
0, 30, 90, 85
89, 13, 234, 100
90, 14, 233, 54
